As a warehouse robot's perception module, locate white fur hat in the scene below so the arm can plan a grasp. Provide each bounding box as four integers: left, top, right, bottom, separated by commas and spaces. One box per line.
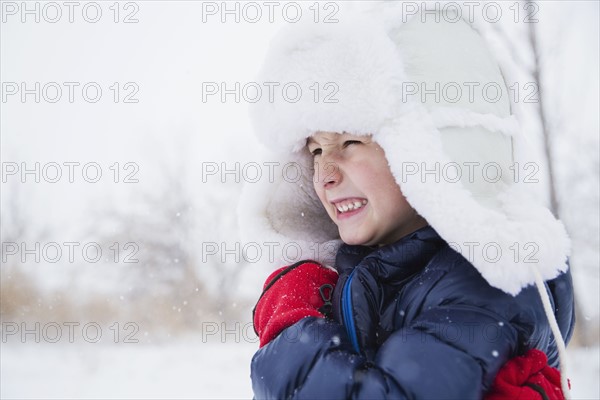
238, 7, 570, 297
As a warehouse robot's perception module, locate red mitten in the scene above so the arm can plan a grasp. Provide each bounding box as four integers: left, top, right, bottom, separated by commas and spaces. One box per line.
486, 349, 566, 400
253, 260, 338, 348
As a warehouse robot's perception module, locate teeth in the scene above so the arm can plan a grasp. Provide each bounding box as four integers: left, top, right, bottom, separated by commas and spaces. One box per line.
335, 199, 367, 214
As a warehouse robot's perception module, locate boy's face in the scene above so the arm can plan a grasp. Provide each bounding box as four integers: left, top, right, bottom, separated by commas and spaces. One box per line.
307, 131, 427, 247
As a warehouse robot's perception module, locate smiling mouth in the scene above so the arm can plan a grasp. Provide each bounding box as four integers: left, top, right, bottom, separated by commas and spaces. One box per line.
332, 198, 368, 215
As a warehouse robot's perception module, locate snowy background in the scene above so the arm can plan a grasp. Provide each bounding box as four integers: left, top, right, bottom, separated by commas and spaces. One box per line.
1, 1, 598, 398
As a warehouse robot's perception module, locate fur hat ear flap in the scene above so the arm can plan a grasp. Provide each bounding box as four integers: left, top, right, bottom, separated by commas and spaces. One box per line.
237, 150, 342, 269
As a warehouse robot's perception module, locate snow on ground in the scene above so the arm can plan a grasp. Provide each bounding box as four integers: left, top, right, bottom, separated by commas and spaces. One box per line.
1, 340, 256, 399
1, 341, 598, 399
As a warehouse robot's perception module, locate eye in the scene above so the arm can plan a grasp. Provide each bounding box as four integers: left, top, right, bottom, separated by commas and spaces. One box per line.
343, 140, 362, 147
310, 148, 322, 157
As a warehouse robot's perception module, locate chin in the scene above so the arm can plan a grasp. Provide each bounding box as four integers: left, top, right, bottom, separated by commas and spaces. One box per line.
340, 232, 374, 247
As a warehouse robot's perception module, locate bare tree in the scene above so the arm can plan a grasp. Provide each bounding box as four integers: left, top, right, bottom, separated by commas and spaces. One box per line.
90, 150, 250, 331
0, 179, 52, 321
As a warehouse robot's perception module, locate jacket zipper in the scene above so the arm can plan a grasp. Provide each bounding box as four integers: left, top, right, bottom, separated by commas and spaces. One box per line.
342, 269, 360, 354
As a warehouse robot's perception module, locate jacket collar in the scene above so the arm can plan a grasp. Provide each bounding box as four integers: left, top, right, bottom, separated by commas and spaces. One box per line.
334, 225, 447, 282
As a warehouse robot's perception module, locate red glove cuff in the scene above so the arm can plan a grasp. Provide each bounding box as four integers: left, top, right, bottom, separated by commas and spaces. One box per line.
258, 308, 324, 348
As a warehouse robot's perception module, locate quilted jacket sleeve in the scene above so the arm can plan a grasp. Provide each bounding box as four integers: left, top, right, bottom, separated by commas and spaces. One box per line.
251, 305, 519, 399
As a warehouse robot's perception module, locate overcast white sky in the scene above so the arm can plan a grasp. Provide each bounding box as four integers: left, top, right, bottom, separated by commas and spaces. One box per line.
2, 1, 285, 232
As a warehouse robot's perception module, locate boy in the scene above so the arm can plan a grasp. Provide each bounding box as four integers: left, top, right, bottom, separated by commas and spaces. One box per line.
241, 7, 574, 399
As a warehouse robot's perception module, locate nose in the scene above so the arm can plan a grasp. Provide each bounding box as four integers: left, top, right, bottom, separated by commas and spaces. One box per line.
315, 156, 342, 190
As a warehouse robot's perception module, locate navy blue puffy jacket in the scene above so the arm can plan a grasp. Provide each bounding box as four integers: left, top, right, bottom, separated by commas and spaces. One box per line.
251, 226, 575, 399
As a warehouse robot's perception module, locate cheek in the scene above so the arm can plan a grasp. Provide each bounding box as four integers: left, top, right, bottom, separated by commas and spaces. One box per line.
313, 179, 333, 216
354, 161, 399, 198
359, 164, 407, 215
313, 180, 325, 203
